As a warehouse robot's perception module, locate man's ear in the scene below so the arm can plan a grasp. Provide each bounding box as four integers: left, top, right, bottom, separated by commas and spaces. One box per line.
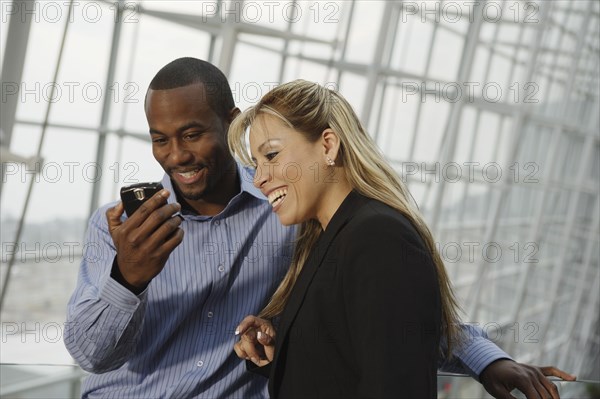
321, 128, 341, 162
229, 107, 241, 124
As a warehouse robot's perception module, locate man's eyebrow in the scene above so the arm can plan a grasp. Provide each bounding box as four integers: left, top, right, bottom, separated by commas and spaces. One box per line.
149, 121, 208, 135
177, 121, 208, 133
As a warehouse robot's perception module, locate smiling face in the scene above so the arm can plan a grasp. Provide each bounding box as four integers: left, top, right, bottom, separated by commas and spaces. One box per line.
249, 114, 351, 228
145, 83, 238, 213
250, 114, 323, 226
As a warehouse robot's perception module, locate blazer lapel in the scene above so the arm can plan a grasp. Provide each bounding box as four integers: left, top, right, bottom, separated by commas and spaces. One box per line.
270, 190, 369, 396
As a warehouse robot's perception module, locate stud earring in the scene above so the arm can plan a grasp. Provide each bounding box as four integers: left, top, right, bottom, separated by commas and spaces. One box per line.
326, 157, 335, 166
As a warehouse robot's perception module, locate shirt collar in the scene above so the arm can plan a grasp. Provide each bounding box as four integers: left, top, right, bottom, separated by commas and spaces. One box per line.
237, 163, 265, 200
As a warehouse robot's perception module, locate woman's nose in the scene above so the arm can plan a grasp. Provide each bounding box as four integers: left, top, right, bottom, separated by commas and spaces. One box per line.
253, 163, 270, 189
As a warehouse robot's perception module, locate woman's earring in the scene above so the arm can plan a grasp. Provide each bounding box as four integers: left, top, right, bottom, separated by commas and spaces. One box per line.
326, 157, 335, 167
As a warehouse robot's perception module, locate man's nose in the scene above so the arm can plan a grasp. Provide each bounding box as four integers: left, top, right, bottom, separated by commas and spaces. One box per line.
169, 141, 193, 165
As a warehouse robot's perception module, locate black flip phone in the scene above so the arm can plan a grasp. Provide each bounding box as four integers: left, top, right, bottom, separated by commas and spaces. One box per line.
120, 182, 164, 217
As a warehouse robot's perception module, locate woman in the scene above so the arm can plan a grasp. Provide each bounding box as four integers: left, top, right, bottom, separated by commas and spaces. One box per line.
228, 80, 462, 398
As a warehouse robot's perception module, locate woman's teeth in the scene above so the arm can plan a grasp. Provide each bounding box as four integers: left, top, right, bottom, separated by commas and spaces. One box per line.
268, 189, 287, 207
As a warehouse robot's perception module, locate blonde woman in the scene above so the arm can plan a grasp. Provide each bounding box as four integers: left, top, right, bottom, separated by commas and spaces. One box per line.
229, 79, 461, 398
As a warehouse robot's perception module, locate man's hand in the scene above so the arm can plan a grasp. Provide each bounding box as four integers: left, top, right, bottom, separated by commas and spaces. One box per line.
107, 189, 184, 288
480, 359, 576, 399
233, 315, 276, 367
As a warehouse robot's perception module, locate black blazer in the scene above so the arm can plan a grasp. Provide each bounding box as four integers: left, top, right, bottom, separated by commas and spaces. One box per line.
253, 191, 442, 398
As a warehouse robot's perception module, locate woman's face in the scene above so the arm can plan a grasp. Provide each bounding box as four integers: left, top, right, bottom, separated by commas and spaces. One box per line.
249, 114, 328, 226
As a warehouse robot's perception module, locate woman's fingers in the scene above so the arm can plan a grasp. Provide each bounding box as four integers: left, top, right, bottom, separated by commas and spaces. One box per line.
257, 331, 275, 362
234, 330, 272, 365
235, 315, 274, 336
233, 340, 248, 360
235, 315, 262, 336
233, 315, 276, 366
257, 331, 273, 345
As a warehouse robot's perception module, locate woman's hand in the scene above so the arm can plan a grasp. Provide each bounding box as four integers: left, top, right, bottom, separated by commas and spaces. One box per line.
234, 315, 276, 367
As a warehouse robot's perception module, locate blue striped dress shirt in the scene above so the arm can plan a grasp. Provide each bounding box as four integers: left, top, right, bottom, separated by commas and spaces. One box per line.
65, 166, 296, 398
65, 165, 510, 398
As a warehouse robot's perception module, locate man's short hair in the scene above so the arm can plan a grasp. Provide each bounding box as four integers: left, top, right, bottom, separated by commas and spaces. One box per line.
148, 57, 235, 120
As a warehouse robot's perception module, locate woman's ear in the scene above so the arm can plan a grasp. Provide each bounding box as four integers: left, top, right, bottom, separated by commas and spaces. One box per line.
321, 128, 341, 163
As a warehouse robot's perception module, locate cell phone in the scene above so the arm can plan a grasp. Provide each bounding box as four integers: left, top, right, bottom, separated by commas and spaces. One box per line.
120, 182, 164, 217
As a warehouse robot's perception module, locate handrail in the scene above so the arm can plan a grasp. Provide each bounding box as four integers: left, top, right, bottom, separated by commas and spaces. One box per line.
0, 365, 86, 396
1, 364, 598, 398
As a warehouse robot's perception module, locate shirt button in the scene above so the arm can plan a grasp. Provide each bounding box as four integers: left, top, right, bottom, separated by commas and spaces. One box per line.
214, 220, 221, 226
207, 311, 214, 318
197, 360, 204, 367
218, 265, 225, 272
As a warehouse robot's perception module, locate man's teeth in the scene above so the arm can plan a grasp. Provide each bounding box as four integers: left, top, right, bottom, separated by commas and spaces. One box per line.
178, 170, 200, 178
268, 189, 288, 206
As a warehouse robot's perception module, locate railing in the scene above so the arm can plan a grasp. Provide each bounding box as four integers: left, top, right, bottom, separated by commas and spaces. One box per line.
437, 372, 600, 398
1, 364, 84, 398
1, 364, 599, 398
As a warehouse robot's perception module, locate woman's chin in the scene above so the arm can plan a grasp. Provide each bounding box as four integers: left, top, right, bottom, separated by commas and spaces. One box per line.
277, 213, 311, 227
277, 216, 296, 226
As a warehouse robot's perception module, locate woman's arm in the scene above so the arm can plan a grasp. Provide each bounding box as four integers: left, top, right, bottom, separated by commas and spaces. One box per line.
340, 212, 441, 397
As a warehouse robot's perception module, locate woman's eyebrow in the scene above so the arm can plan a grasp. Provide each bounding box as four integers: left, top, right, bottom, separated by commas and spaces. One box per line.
257, 139, 282, 152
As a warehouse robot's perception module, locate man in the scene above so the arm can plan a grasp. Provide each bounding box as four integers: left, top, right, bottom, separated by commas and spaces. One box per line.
65, 58, 574, 398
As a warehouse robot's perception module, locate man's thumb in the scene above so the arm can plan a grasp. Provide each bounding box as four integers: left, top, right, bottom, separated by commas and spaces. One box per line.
106, 202, 125, 232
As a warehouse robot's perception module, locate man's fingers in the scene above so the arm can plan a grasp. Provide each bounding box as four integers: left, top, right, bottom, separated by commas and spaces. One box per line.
127, 189, 171, 226
540, 366, 576, 381
139, 202, 181, 234
533, 368, 560, 399
534, 365, 575, 399
149, 214, 183, 246
162, 227, 184, 253
514, 367, 546, 399
125, 203, 181, 247
142, 189, 171, 214
522, 380, 545, 399
541, 381, 560, 399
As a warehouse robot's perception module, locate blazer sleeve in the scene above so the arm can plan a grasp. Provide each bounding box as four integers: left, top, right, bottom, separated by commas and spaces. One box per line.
340, 211, 441, 398
245, 360, 271, 378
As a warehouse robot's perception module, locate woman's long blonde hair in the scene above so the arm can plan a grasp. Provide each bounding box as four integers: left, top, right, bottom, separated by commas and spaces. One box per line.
228, 80, 463, 354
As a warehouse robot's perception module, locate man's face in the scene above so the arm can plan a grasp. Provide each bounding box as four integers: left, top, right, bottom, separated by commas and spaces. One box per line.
145, 83, 234, 202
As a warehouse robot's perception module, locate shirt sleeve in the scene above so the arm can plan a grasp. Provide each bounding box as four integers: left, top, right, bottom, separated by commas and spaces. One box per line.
438, 323, 513, 380
64, 206, 148, 373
